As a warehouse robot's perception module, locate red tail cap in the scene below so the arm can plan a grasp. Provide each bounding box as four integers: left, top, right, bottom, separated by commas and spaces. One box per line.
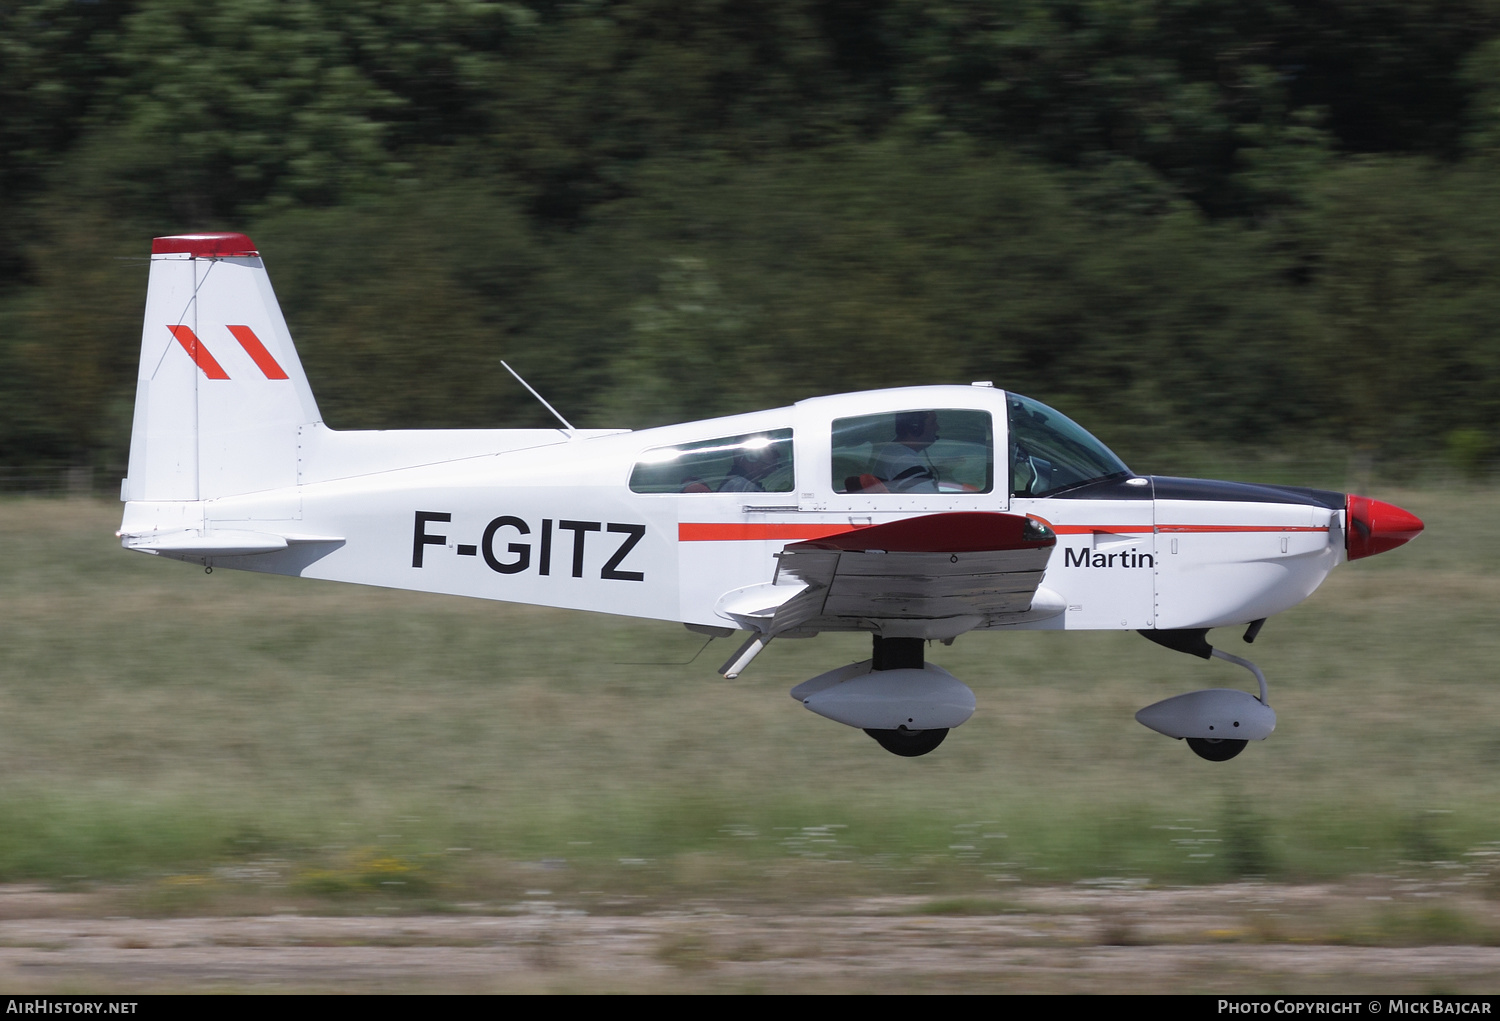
1346, 495, 1424, 560
152, 233, 259, 258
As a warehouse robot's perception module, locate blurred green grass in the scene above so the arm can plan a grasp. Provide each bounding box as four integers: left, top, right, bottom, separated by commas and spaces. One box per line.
0, 490, 1496, 905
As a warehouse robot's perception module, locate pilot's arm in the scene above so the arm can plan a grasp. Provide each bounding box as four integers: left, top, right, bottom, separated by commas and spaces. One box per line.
873, 444, 939, 493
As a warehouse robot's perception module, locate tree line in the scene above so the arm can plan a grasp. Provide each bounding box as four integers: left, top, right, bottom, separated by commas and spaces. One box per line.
3, 0, 1500, 478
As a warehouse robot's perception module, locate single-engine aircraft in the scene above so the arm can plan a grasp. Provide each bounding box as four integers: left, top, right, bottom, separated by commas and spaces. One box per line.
118, 233, 1425, 761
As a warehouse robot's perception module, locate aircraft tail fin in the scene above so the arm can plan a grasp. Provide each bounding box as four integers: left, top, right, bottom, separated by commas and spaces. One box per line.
123, 233, 322, 502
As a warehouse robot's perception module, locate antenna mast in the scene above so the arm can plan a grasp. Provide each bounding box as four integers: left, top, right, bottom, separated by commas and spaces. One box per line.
501, 360, 576, 436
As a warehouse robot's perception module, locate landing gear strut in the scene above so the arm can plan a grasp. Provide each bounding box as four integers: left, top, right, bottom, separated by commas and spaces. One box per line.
864, 636, 948, 757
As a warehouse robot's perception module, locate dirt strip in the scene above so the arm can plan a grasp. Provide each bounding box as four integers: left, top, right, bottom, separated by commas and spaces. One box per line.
0, 883, 1497, 993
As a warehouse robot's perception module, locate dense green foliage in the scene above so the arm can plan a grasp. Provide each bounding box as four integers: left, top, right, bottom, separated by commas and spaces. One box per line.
3, 1, 1500, 472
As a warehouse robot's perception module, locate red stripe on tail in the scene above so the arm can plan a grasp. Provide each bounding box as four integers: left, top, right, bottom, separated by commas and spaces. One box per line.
226, 325, 289, 379
167, 326, 230, 379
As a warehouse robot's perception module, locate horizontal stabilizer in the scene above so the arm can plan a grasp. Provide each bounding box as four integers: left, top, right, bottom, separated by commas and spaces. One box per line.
122, 529, 344, 557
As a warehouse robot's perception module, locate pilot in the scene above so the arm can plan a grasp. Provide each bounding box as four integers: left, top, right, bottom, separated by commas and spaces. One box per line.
872, 410, 940, 493
719, 437, 783, 492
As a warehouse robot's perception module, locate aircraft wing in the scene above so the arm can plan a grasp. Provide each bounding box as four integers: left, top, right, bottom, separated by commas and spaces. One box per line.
718, 512, 1057, 639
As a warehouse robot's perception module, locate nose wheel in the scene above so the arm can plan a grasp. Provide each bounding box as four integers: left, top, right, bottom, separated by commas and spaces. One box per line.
1136, 629, 1276, 761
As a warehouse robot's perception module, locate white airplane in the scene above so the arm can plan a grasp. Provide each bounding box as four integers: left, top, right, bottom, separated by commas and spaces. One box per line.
118, 233, 1425, 761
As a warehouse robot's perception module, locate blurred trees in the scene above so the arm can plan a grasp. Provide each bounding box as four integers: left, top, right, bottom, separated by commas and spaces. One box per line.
2, 0, 1499, 474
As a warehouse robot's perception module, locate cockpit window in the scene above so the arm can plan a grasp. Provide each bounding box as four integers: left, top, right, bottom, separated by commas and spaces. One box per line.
832, 410, 993, 494
1007, 393, 1130, 497
630, 429, 794, 494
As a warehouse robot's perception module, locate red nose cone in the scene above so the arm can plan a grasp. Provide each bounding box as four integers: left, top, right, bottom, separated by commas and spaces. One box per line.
1346, 495, 1424, 561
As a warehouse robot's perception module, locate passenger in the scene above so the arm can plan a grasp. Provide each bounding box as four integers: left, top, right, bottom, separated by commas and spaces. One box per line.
719, 437, 783, 492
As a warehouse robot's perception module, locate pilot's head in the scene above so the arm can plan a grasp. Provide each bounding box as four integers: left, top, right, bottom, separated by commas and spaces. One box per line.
734, 437, 781, 478
894, 410, 939, 449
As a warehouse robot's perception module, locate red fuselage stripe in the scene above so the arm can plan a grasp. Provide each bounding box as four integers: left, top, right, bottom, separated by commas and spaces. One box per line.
1049, 524, 1329, 535
1157, 525, 1329, 533
227, 325, 290, 379
1046, 525, 1142, 535
679, 522, 1329, 541
167, 326, 230, 380
679, 523, 862, 542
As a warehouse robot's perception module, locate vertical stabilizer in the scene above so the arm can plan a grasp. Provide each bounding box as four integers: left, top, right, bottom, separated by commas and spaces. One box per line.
123, 234, 322, 502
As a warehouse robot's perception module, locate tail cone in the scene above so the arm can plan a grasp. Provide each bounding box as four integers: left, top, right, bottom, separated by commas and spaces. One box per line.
1346, 495, 1424, 560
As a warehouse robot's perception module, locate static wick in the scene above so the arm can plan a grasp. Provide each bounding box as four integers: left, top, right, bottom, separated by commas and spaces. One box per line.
620, 636, 717, 667
501, 360, 576, 435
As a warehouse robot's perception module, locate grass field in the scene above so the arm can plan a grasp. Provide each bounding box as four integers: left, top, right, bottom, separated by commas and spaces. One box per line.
0, 489, 1497, 914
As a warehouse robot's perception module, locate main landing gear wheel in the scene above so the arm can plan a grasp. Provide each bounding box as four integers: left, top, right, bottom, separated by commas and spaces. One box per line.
865, 727, 949, 757
1186, 737, 1247, 762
